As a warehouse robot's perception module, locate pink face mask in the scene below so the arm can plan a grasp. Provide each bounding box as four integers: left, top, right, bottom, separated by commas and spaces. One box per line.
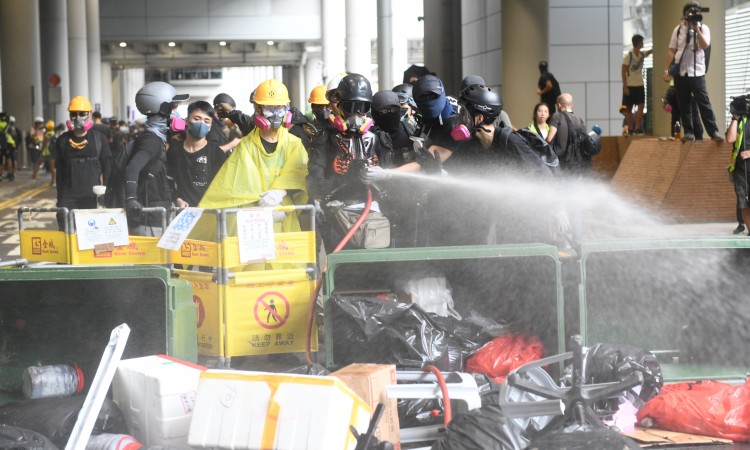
450, 125, 471, 141
66, 118, 93, 132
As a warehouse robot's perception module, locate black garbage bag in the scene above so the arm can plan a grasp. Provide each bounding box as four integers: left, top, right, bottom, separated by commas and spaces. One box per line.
0, 424, 58, 450
332, 295, 490, 371
579, 343, 663, 411
526, 427, 641, 450
0, 395, 126, 449
473, 373, 502, 407
430, 405, 515, 450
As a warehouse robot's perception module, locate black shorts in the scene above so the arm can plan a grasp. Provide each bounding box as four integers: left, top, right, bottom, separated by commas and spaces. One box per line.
624, 86, 645, 106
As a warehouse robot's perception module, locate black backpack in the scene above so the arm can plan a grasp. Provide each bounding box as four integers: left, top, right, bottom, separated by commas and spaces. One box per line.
498, 126, 561, 174
561, 113, 599, 157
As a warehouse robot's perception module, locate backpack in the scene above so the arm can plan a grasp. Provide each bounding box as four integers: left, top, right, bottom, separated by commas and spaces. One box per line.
498, 126, 560, 174
104, 132, 162, 208
561, 112, 599, 157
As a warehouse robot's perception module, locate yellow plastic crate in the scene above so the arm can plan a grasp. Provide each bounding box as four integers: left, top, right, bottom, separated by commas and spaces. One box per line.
19, 229, 69, 263
69, 234, 167, 265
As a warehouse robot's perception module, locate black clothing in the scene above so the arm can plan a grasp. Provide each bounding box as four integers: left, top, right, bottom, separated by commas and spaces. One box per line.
124, 132, 171, 227
538, 72, 561, 113
308, 129, 396, 203
379, 122, 410, 167
207, 120, 228, 147
166, 139, 227, 207
549, 111, 591, 175
92, 123, 113, 144
55, 130, 111, 201
675, 74, 718, 137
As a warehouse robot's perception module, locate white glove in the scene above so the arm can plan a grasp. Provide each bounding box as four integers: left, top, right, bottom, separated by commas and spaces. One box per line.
272, 211, 288, 223
360, 166, 392, 184
258, 189, 287, 207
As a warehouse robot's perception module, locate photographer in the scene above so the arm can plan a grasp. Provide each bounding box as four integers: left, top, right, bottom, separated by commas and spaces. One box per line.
726, 95, 750, 235
662, 1, 722, 142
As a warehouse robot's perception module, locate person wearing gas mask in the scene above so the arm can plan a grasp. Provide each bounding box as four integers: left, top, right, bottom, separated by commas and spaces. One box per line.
199, 79, 308, 234
213, 90, 313, 151
167, 101, 228, 208
662, 1, 722, 142
308, 73, 396, 251
460, 75, 514, 130
124, 81, 189, 236
54, 96, 112, 230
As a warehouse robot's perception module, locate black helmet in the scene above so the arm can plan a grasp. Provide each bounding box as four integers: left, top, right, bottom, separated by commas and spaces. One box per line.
335, 73, 373, 102
373, 91, 400, 112
459, 84, 502, 120
213, 93, 236, 108
392, 83, 413, 98
539, 60, 548, 73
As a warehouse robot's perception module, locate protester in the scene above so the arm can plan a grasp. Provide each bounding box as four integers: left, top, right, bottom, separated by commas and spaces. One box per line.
0, 112, 16, 182
27, 117, 45, 180
536, 60, 562, 114
726, 98, 750, 234
547, 93, 591, 176
528, 103, 551, 140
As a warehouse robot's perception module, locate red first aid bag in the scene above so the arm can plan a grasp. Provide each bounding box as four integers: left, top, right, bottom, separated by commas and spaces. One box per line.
637, 380, 750, 442
465, 334, 545, 383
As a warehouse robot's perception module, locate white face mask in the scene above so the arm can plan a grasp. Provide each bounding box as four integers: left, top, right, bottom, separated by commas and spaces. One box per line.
120, 126, 129, 134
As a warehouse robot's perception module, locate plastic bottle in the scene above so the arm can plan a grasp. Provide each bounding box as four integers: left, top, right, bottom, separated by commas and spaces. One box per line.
85, 433, 142, 450
674, 121, 681, 140
22, 364, 83, 399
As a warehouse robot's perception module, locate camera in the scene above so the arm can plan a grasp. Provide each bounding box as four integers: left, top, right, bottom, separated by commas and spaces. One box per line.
730, 95, 750, 118
685, 5, 709, 23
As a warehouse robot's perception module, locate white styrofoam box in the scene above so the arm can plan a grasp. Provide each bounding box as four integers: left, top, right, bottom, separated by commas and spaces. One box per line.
113, 354, 206, 449
188, 370, 371, 450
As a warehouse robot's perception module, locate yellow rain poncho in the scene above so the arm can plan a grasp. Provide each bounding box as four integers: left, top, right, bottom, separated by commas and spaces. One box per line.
198, 126, 308, 233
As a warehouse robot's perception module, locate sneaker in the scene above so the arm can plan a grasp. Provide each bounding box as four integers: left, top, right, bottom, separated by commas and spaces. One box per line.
734, 224, 746, 235
634, 129, 645, 135
711, 132, 724, 142
681, 133, 696, 142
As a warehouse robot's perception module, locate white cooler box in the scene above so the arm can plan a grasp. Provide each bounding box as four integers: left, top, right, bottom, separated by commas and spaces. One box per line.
188, 369, 371, 450
113, 354, 206, 449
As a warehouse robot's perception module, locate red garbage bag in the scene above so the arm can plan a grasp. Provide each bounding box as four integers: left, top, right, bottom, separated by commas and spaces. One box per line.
636, 380, 750, 442
465, 334, 544, 383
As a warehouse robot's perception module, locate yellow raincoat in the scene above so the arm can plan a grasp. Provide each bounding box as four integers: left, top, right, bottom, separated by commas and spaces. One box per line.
198, 126, 308, 231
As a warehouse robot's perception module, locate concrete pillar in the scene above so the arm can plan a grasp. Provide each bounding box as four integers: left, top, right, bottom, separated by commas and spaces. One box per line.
423, 0, 462, 94
0, 0, 43, 169
67, 0, 89, 99
345, 0, 371, 76
283, 66, 304, 113
502, 0, 548, 126
652, 0, 725, 136
321, 0, 346, 84
377, 0, 393, 91
100, 61, 113, 117
120, 67, 144, 123
40, 0, 71, 125
86, 0, 102, 111
304, 55, 324, 101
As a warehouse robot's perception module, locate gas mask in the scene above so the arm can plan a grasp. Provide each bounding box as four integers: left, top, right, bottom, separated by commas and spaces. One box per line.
312, 106, 332, 124
254, 105, 292, 131
188, 121, 211, 139
449, 105, 474, 141
329, 100, 373, 135
170, 111, 186, 132
66, 112, 93, 132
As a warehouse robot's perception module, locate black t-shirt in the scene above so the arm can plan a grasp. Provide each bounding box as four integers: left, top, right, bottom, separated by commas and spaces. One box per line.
538, 72, 561, 110
55, 130, 112, 200
167, 139, 228, 207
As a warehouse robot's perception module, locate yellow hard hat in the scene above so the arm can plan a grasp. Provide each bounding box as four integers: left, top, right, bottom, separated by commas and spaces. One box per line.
308, 85, 329, 105
45, 120, 55, 131
67, 96, 92, 112
253, 79, 290, 106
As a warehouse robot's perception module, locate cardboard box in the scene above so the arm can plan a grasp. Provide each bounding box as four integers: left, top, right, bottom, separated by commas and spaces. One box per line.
333, 364, 401, 450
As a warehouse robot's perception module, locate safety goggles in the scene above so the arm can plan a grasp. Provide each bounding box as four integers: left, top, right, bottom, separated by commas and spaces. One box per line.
396, 93, 413, 105
261, 105, 288, 116
341, 101, 371, 115
69, 111, 90, 118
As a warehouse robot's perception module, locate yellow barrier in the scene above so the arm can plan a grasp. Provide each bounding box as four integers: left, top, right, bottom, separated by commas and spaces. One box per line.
169, 239, 221, 267
19, 229, 69, 263
68, 234, 167, 265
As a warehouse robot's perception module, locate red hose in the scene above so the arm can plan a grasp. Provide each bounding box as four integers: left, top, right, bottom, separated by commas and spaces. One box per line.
305, 188, 373, 364
423, 365, 452, 428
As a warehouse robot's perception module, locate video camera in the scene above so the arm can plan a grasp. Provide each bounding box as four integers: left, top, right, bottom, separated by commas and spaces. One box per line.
730, 95, 750, 118
685, 4, 709, 23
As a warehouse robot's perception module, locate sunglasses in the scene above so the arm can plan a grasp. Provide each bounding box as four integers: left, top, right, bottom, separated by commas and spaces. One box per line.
69, 112, 89, 118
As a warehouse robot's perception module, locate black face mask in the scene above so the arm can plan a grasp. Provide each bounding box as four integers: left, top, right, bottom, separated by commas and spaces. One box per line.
372, 110, 401, 133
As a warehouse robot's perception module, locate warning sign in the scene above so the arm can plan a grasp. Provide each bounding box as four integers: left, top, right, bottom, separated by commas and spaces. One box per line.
254, 292, 290, 329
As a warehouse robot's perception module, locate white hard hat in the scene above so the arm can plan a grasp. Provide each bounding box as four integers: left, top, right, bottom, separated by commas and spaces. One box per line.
9, 116, 15, 123
34, 116, 44, 123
